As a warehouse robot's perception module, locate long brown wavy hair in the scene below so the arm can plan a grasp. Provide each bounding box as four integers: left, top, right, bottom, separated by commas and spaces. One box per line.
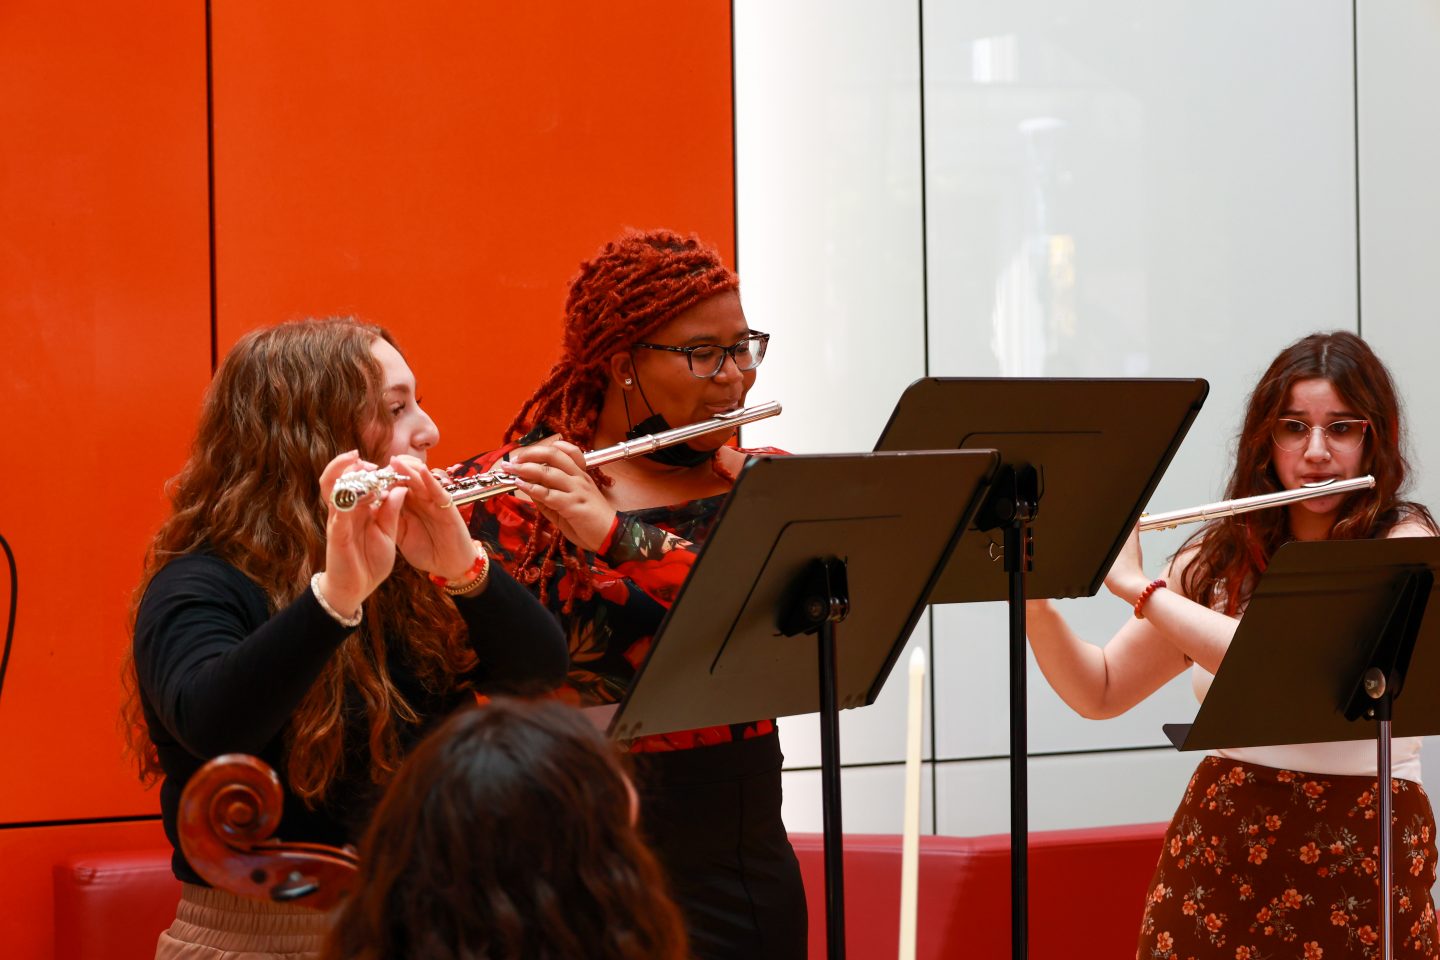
1181, 331, 1435, 613
120, 318, 475, 804
506, 229, 739, 605
324, 699, 690, 960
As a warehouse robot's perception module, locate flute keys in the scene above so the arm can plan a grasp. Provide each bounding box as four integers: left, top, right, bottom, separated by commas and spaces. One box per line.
331, 467, 406, 511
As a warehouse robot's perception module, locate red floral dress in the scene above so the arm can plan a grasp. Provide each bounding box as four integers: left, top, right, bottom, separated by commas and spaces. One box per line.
457, 444, 784, 753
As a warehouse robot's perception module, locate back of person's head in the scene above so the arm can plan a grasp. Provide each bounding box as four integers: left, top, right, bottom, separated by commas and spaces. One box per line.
326, 699, 690, 960
507, 229, 738, 451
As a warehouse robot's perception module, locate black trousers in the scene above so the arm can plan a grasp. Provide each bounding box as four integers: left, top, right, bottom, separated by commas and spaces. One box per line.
632, 732, 809, 960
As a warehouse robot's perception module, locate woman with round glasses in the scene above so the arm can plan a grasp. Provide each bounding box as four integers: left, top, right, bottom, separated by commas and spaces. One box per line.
1026, 331, 1438, 958
452, 230, 805, 960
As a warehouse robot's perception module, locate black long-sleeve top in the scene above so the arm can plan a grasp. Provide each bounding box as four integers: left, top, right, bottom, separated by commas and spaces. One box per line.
132, 550, 567, 883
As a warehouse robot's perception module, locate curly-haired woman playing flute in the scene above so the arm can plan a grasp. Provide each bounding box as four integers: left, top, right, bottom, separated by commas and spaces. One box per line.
123, 318, 567, 959
1028, 331, 1439, 959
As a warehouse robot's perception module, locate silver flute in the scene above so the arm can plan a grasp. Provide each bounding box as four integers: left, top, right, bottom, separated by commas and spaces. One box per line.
1138, 474, 1376, 533
331, 400, 783, 511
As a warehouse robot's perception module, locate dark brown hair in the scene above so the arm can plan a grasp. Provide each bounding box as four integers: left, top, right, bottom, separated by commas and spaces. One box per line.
1181, 330, 1435, 612
325, 699, 690, 960
121, 318, 475, 802
507, 229, 738, 605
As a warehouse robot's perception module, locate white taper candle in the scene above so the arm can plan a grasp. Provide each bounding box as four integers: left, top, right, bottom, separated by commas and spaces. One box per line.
898, 646, 926, 960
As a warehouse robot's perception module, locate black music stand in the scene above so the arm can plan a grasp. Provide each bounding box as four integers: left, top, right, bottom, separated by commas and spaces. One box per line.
1165, 537, 1440, 960
873, 376, 1209, 960
609, 449, 1000, 960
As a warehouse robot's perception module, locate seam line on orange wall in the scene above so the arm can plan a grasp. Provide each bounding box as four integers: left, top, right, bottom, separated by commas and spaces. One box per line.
0, 814, 163, 832
205, 0, 218, 372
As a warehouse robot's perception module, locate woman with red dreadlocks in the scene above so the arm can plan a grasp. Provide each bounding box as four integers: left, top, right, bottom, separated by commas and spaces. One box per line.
454, 230, 806, 960
1026, 331, 1439, 959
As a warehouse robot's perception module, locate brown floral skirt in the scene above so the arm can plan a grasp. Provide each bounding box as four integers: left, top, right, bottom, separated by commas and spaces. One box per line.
1138, 756, 1438, 960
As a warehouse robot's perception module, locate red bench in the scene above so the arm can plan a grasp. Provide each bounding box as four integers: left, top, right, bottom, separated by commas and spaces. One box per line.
53, 850, 180, 960
51, 823, 1168, 960
791, 823, 1168, 960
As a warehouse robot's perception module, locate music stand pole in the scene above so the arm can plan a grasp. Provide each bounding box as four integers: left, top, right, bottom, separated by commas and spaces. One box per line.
983, 465, 1040, 959
780, 557, 853, 960
1380, 709, 1393, 960
819, 614, 846, 959
1342, 567, 1431, 960
1352, 680, 1398, 960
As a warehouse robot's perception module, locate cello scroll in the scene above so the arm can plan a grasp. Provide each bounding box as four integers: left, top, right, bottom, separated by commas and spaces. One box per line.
178, 753, 360, 910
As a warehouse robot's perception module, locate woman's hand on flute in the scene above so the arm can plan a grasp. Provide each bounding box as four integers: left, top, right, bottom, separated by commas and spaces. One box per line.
504, 441, 617, 553
1102, 523, 1151, 605
317, 450, 406, 617
387, 454, 480, 581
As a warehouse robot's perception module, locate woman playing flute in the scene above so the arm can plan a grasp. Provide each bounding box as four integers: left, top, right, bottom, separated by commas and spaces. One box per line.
453, 230, 807, 960
122, 318, 567, 959
1028, 331, 1439, 959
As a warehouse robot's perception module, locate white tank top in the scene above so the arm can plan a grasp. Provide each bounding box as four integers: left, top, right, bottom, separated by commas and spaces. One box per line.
1191, 664, 1423, 783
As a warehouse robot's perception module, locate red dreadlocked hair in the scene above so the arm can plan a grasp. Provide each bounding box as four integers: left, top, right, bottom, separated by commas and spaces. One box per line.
505, 230, 739, 608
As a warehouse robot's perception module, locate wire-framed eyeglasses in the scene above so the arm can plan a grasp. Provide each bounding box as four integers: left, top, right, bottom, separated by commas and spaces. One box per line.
631, 332, 770, 379
1270, 418, 1369, 452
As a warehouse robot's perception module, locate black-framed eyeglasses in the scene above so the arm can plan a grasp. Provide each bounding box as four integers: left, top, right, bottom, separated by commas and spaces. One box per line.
631, 331, 770, 379
1270, 418, 1369, 452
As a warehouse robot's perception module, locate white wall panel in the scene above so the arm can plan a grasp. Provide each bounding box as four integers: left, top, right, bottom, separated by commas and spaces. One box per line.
923, 0, 1357, 381
1354, 0, 1440, 516
931, 600, 1198, 759
934, 748, 1199, 836
734, 0, 926, 456
1352, 1, 1440, 851
782, 763, 936, 835
922, 0, 1358, 776
737, 0, 1439, 843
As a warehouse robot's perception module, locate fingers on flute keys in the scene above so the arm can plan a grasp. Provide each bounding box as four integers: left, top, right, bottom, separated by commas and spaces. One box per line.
506, 442, 613, 552
388, 455, 455, 511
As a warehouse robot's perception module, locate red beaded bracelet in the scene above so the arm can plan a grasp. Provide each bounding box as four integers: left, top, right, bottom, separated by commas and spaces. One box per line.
429, 541, 490, 596
1133, 578, 1167, 619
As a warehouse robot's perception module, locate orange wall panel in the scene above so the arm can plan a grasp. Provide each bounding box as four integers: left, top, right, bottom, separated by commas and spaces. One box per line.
0, 2, 211, 822
210, 2, 737, 464
0, 4, 735, 955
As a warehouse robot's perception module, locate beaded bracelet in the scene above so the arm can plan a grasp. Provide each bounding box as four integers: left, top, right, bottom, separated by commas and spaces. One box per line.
430, 540, 491, 597
1133, 578, 1167, 619
309, 572, 363, 628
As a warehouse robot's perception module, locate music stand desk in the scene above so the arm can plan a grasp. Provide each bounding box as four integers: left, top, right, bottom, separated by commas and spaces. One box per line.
874, 376, 1209, 960
610, 449, 1000, 960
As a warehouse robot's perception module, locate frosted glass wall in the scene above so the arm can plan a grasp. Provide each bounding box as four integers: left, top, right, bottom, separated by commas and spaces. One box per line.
735, 0, 1440, 836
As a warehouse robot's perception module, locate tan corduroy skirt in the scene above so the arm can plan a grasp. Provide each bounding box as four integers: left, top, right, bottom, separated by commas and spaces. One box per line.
1139, 756, 1439, 960
154, 884, 333, 960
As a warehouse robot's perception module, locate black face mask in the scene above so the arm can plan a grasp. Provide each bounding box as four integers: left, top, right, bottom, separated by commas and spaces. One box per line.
626, 413, 717, 468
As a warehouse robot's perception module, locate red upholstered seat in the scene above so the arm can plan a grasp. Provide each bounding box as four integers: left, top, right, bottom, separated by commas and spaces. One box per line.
50, 823, 1167, 960
791, 823, 1168, 960
53, 850, 180, 960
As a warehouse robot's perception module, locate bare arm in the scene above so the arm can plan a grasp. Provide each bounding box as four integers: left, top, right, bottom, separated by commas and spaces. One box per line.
1098, 525, 1240, 677
1030, 513, 1437, 720
1133, 517, 1435, 671
1026, 528, 1236, 718
1025, 597, 1191, 719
